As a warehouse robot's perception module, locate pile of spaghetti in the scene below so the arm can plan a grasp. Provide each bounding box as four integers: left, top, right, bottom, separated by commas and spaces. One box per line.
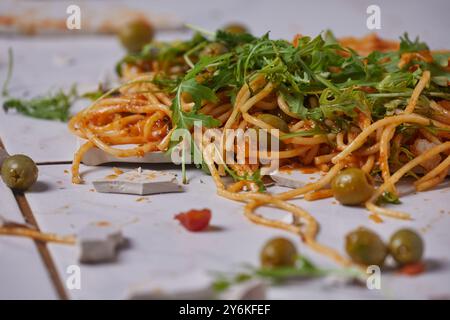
69, 29, 450, 266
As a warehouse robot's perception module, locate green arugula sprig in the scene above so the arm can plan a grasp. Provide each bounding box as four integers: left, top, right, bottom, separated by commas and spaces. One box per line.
3, 86, 78, 122
116, 28, 450, 181
212, 255, 364, 293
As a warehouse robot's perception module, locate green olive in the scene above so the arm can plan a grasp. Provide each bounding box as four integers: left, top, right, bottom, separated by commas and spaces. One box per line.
1, 154, 38, 191
260, 237, 297, 268
389, 229, 424, 266
331, 168, 374, 206
256, 114, 289, 133
199, 42, 228, 58
118, 20, 155, 53
345, 228, 387, 266
222, 23, 248, 34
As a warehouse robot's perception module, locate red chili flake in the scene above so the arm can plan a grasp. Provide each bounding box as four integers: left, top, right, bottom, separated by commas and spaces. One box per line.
398, 262, 426, 276
174, 209, 212, 232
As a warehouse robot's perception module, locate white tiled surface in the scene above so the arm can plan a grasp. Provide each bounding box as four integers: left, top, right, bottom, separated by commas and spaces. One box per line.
0, 0, 449, 299
0, 177, 57, 299
23, 164, 450, 299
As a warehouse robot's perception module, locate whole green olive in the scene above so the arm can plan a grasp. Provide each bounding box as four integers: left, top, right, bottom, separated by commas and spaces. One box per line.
389, 229, 424, 266
199, 42, 228, 58
331, 168, 374, 206
260, 237, 297, 268
345, 228, 387, 266
118, 20, 155, 53
222, 23, 248, 34
1, 154, 38, 191
256, 114, 289, 133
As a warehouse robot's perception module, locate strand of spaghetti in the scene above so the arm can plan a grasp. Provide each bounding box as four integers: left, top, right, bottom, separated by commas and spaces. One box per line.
257, 147, 310, 160
242, 113, 280, 131
209, 104, 232, 117
72, 141, 94, 184
379, 126, 397, 192
0, 227, 76, 244
143, 112, 164, 140
366, 141, 450, 219
361, 155, 375, 174
254, 99, 278, 110
354, 143, 380, 156
240, 82, 275, 113
419, 128, 441, 144
429, 100, 450, 124
277, 94, 302, 119
88, 115, 145, 133
244, 199, 353, 267
224, 75, 265, 129
415, 167, 448, 191
84, 127, 158, 157
404, 71, 430, 113
336, 132, 346, 150
203, 138, 357, 267
315, 153, 339, 166
157, 127, 175, 151
304, 189, 334, 201
378, 71, 430, 189
302, 145, 319, 165
290, 120, 306, 132
332, 114, 449, 164
282, 135, 329, 145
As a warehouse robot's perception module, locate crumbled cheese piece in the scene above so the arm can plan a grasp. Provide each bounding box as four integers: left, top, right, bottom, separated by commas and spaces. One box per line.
77, 224, 124, 264
93, 169, 183, 195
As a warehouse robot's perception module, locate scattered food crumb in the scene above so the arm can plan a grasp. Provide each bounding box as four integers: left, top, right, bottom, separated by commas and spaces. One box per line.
89, 189, 95, 192
95, 221, 111, 227
136, 197, 149, 202
105, 174, 118, 180
113, 167, 124, 175
369, 214, 383, 224
64, 170, 69, 174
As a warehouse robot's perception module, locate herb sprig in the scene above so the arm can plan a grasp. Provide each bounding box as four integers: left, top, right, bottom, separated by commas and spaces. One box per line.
212, 255, 364, 293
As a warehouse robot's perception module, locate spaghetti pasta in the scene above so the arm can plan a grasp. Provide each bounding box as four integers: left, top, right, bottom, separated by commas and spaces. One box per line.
67, 29, 450, 267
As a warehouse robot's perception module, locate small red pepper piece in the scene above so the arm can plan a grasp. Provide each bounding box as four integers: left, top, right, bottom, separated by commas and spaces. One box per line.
174, 209, 212, 232
398, 261, 426, 276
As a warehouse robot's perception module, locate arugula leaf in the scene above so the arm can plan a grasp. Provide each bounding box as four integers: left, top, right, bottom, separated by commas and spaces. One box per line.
222, 164, 266, 192
3, 86, 77, 122
280, 89, 306, 118
378, 191, 401, 205
171, 79, 220, 130
215, 29, 255, 48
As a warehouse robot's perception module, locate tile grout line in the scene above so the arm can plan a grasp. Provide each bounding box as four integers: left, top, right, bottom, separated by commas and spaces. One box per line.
0, 139, 68, 300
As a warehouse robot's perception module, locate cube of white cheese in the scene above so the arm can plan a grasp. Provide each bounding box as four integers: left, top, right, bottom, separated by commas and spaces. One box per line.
93, 169, 183, 195
270, 170, 323, 189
